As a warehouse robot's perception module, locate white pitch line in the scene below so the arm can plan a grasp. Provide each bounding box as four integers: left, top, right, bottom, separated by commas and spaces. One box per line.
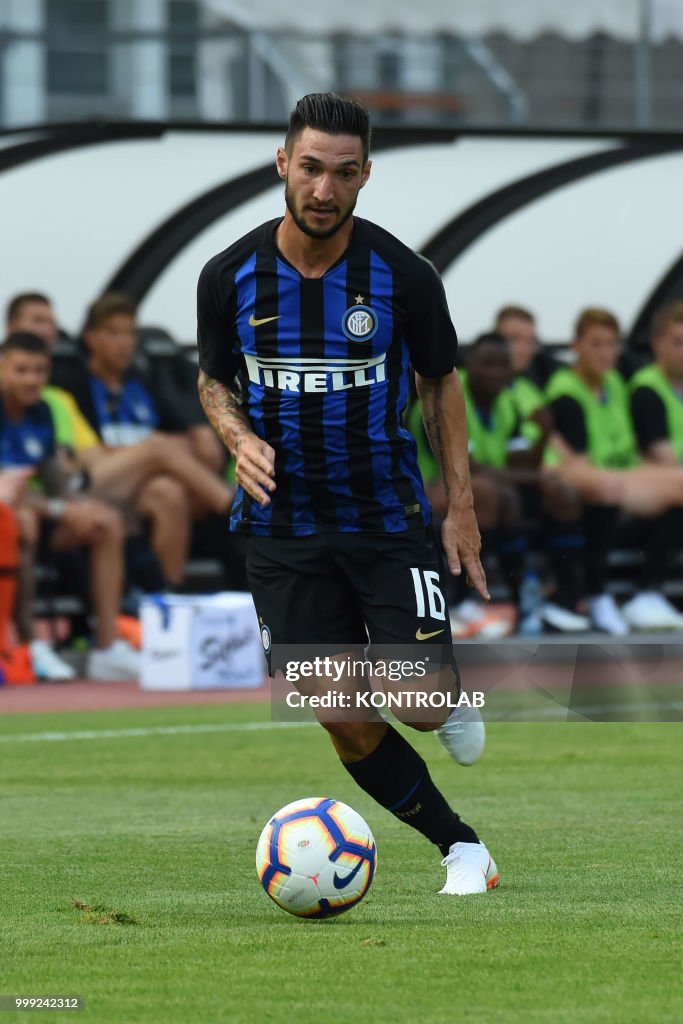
0, 720, 318, 744
0, 701, 680, 744
488, 700, 683, 721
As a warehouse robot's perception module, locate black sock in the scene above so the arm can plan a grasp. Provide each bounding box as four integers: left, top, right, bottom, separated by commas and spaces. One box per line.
583, 505, 618, 595
544, 520, 584, 609
125, 533, 168, 592
497, 529, 527, 603
342, 726, 479, 856
638, 508, 683, 590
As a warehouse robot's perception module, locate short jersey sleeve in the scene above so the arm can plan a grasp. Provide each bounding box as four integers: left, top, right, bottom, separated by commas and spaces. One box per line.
550, 395, 588, 453
34, 401, 57, 463
403, 256, 458, 378
61, 391, 99, 451
630, 386, 669, 452
197, 256, 240, 386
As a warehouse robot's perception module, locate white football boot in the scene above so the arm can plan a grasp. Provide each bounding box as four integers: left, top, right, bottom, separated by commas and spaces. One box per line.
540, 602, 591, 633
621, 591, 683, 631
435, 705, 485, 766
449, 599, 514, 639
87, 640, 140, 682
29, 640, 76, 681
439, 841, 500, 895
588, 593, 630, 636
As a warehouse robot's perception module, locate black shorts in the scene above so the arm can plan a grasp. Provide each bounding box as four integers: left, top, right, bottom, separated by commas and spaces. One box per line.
246, 527, 457, 675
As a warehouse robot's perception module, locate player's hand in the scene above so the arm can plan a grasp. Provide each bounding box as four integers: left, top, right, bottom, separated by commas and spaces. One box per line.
441, 505, 490, 602
234, 433, 276, 507
528, 405, 554, 437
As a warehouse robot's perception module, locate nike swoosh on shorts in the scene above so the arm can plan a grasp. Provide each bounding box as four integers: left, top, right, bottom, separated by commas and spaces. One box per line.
415, 628, 445, 640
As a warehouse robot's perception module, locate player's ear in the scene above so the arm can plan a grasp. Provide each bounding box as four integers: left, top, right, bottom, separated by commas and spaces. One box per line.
276, 146, 288, 180
359, 159, 372, 189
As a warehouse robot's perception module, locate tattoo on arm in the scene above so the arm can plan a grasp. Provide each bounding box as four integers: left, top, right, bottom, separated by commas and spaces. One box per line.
419, 374, 471, 505
198, 370, 253, 455
422, 380, 452, 497
424, 414, 450, 496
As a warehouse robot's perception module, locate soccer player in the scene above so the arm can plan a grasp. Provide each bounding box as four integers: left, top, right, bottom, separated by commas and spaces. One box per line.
411, 333, 588, 635
0, 333, 141, 680
62, 294, 235, 586
6, 292, 101, 452
197, 93, 499, 896
547, 308, 683, 632
495, 305, 562, 418
630, 302, 683, 466
455, 333, 588, 633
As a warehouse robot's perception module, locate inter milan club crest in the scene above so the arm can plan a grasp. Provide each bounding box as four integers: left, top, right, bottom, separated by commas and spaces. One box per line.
342, 296, 379, 342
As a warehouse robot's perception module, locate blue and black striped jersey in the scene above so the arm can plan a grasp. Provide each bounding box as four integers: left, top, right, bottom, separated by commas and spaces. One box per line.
0, 397, 55, 469
197, 217, 458, 536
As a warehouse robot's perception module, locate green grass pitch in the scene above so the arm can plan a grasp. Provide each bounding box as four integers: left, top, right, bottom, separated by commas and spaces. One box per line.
2, 704, 681, 1023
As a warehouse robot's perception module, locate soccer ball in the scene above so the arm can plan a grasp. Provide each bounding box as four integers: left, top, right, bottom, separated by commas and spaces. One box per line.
256, 797, 377, 918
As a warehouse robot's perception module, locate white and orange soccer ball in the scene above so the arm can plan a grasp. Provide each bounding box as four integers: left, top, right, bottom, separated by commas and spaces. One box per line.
256, 797, 377, 918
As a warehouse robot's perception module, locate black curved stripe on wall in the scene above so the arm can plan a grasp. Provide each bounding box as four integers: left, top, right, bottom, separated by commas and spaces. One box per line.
105, 162, 280, 297
6, 120, 683, 336
0, 120, 460, 170
0, 122, 166, 173
103, 129, 460, 301
628, 249, 683, 347
108, 137, 683, 308
421, 141, 683, 274
0, 119, 306, 175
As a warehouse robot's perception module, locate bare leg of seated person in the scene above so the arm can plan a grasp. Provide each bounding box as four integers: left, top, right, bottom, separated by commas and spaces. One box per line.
50, 500, 140, 680
13, 506, 39, 647
555, 460, 683, 517
135, 475, 191, 587
11, 506, 74, 681
187, 425, 226, 475
162, 428, 226, 476
616, 465, 683, 517
84, 434, 231, 515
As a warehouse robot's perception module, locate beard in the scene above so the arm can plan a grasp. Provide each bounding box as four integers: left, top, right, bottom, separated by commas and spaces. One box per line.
284, 182, 357, 240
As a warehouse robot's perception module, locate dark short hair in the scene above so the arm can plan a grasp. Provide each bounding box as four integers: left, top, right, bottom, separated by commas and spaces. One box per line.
6, 292, 51, 325
469, 331, 510, 354
1, 332, 51, 358
85, 292, 137, 331
285, 93, 371, 164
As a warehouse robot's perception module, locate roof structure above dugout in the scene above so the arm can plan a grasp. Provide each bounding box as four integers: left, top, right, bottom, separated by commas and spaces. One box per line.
3, 122, 683, 345
203, 0, 683, 41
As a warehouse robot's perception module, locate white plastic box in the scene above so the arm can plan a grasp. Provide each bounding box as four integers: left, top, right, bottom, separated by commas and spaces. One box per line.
140, 593, 265, 690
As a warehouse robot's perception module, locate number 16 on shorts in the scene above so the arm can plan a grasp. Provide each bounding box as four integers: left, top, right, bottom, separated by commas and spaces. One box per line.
410, 568, 446, 621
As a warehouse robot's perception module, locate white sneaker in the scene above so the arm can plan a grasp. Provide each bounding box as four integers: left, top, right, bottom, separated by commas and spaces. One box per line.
29, 640, 76, 681
622, 591, 683, 631
449, 600, 514, 639
87, 639, 140, 682
449, 599, 484, 633
588, 593, 630, 636
540, 602, 591, 633
435, 706, 485, 765
439, 841, 500, 895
